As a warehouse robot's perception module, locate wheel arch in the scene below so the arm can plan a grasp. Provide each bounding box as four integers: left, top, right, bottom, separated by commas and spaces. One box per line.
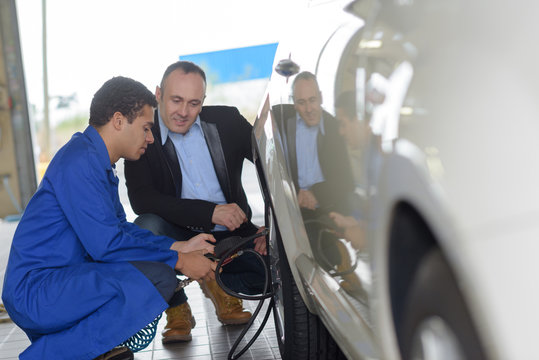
387, 200, 490, 360
387, 201, 438, 337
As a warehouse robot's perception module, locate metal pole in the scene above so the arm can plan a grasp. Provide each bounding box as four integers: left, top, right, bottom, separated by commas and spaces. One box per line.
42, 0, 50, 161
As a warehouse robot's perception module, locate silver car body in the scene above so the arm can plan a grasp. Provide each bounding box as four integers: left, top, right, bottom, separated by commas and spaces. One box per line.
253, 0, 539, 359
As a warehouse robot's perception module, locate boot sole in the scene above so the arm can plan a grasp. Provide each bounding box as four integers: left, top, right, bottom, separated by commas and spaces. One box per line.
217, 316, 251, 325
162, 334, 192, 343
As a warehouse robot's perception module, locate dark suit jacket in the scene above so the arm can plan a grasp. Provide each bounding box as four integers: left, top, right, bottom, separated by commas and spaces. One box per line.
274, 104, 354, 215
124, 106, 253, 232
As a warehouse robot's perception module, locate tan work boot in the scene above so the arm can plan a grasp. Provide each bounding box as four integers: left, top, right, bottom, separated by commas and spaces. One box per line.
200, 279, 252, 325
162, 302, 196, 343
333, 239, 363, 294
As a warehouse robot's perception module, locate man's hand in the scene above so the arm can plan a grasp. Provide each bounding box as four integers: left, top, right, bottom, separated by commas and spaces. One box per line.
329, 211, 365, 250
175, 250, 216, 281
170, 233, 216, 254
328, 212, 358, 229
212, 203, 247, 231
298, 189, 318, 210
253, 226, 267, 255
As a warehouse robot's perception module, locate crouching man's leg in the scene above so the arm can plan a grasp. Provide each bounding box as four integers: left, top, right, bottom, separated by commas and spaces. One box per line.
6, 262, 176, 360
202, 244, 267, 326
198, 246, 262, 325
199, 225, 267, 326
135, 213, 256, 329
134, 213, 198, 343
131, 260, 195, 343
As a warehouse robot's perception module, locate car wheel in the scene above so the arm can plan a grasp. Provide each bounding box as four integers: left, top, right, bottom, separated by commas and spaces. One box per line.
268, 209, 346, 360
399, 249, 487, 360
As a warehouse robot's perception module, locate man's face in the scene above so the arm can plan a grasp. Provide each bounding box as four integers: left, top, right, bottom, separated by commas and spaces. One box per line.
156, 69, 205, 134
122, 104, 155, 161
293, 78, 323, 127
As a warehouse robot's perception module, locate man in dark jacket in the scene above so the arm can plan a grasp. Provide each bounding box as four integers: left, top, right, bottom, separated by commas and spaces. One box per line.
124, 61, 265, 344
282, 71, 354, 217
278, 71, 356, 289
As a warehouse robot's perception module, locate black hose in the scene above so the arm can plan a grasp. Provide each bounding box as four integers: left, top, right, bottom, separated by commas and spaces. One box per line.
213, 230, 274, 359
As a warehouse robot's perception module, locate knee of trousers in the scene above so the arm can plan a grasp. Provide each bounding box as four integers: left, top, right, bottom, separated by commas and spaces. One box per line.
157, 264, 178, 303
134, 213, 169, 236
131, 261, 178, 303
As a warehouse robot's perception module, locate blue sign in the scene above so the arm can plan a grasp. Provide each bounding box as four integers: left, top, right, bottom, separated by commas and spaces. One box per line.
180, 43, 278, 84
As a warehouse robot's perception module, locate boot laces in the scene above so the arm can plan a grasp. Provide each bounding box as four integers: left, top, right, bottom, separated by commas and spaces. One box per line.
224, 295, 244, 312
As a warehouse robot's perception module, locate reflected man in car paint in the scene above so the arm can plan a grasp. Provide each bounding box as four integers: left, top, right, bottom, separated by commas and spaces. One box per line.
286, 71, 354, 217
277, 71, 356, 276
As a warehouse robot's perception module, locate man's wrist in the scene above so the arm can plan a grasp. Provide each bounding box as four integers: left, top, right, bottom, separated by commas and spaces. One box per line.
176, 251, 183, 271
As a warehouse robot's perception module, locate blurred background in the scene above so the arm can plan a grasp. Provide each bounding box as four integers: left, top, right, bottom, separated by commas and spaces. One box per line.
1, 0, 305, 220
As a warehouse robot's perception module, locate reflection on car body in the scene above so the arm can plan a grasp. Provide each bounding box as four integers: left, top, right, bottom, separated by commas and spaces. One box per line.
252, 0, 539, 359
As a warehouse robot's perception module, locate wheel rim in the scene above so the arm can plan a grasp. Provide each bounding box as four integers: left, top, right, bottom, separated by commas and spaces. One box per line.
268, 210, 286, 345
411, 316, 465, 360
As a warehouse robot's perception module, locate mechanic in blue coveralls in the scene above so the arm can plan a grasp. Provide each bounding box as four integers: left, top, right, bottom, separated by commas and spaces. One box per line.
1, 76, 217, 360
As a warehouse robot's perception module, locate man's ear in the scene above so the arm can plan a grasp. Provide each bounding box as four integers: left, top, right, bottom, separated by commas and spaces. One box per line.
112, 111, 124, 130
319, 91, 323, 104
201, 94, 206, 106
155, 86, 161, 103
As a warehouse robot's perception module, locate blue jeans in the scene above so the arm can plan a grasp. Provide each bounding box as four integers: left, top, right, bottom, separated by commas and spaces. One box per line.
134, 213, 266, 307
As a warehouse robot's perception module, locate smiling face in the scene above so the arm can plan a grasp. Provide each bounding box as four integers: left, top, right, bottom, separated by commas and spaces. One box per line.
156, 69, 206, 134
293, 78, 323, 127
121, 104, 155, 161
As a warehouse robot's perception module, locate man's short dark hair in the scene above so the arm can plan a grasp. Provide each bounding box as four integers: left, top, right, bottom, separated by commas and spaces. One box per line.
160, 61, 207, 96
89, 76, 157, 127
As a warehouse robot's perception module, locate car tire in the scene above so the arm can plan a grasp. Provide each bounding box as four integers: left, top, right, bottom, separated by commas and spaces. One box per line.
399, 249, 487, 360
270, 213, 346, 360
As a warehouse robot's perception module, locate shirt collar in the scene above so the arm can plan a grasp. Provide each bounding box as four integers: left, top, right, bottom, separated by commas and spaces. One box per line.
158, 109, 168, 146
158, 109, 201, 145
84, 125, 113, 171
296, 113, 325, 135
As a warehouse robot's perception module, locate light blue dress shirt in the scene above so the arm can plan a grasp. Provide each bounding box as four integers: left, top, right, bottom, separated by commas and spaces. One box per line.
296, 114, 326, 190
159, 113, 227, 231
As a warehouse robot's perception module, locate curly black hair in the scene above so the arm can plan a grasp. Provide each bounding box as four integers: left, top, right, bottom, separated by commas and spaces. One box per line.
89, 76, 157, 127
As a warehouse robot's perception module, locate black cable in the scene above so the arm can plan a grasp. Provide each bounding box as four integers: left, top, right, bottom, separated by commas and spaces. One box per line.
215, 243, 273, 301
213, 231, 274, 359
